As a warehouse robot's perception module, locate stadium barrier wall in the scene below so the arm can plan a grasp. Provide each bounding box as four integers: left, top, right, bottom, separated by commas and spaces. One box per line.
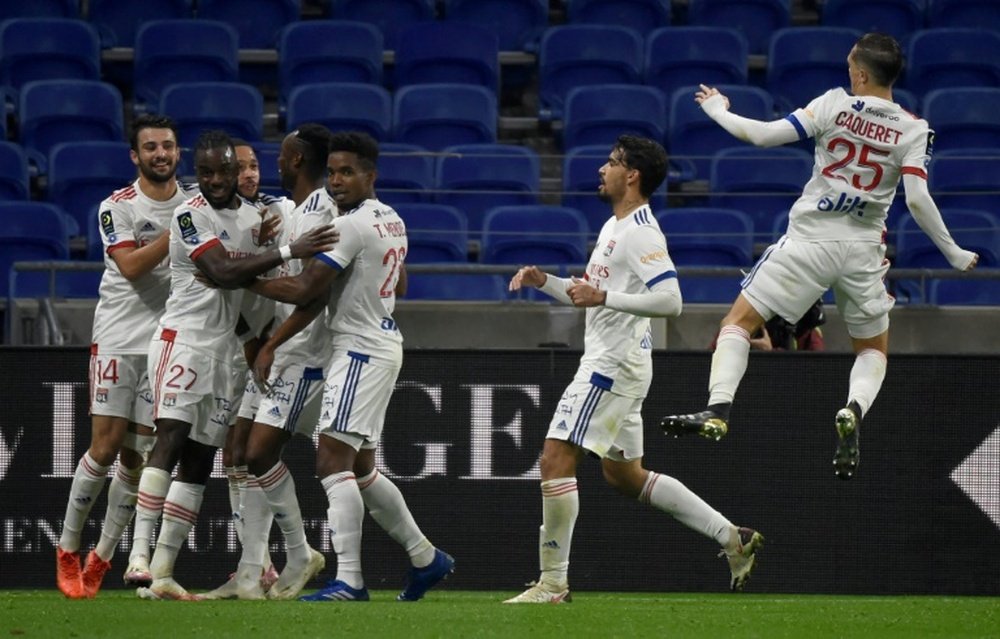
0, 348, 996, 595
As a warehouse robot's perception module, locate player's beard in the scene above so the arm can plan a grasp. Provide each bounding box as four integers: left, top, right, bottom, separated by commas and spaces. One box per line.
138, 158, 177, 184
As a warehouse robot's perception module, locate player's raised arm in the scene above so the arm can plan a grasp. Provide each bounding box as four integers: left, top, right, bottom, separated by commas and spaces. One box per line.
697, 84, 801, 147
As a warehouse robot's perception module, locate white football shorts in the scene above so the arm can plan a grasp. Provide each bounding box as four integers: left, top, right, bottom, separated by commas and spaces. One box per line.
318, 350, 401, 451
148, 330, 241, 449
256, 362, 326, 437
742, 236, 895, 339
88, 348, 155, 428
546, 371, 645, 462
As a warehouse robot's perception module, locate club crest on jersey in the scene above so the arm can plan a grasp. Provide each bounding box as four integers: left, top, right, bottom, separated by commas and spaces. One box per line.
603, 240, 616, 257
99, 210, 116, 243
95, 388, 108, 403
851, 100, 864, 112
162, 393, 176, 407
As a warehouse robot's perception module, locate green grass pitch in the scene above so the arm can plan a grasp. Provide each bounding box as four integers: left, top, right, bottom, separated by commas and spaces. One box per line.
2, 591, 997, 638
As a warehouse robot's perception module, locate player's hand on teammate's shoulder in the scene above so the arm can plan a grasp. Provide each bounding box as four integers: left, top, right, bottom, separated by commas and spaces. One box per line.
290, 224, 339, 258
257, 212, 283, 246
193, 269, 219, 288
509, 266, 546, 291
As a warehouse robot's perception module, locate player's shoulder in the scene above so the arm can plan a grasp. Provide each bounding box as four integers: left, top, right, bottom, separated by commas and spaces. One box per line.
624, 206, 662, 235
106, 181, 139, 205
178, 181, 200, 197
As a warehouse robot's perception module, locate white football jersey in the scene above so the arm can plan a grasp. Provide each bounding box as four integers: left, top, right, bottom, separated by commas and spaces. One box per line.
578, 205, 677, 398
316, 198, 405, 362
157, 194, 271, 361
271, 187, 337, 366
786, 88, 933, 242
92, 179, 198, 354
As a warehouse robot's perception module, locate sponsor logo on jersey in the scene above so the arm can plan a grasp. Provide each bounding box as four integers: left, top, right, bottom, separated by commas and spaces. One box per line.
851, 99, 864, 112
640, 250, 666, 264
925, 131, 935, 162
219, 229, 230, 240
555, 420, 568, 431
140, 221, 156, 232
818, 192, 868, 217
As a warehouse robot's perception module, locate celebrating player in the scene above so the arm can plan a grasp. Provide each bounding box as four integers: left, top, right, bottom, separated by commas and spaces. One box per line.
127, 130, 337, 600
660, 33, 979, 479
505, 135, 763, 603
56, 115, 197, 599
248, 131, 454, 602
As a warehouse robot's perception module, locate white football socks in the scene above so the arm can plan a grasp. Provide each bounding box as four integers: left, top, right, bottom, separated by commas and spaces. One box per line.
130, 467, 171, 564
639, 472, 732, 546
847, 348, 888, 418
539, 478, 578, 588
94, 463, 142, 561
149, 481, 204, 579
59, 452, 110, 552
321, 471, 364, 589
708, 325, 751, 406
358, 469, 434, 568
258, 461, 310, 565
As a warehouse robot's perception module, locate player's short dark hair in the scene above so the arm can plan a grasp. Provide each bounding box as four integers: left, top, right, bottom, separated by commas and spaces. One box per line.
194, 129, 235, 158
614, 135, 667, 198
292, 123, 333, 181
129, 114, 178, 151
853, 32, 903, 87
328, 131, 379, 172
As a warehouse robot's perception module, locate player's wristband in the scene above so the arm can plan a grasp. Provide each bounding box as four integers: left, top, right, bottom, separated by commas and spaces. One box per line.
279, 245, 292, 261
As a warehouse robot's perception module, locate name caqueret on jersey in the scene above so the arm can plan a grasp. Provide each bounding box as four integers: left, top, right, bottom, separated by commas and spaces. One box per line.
834, 109, 902, 145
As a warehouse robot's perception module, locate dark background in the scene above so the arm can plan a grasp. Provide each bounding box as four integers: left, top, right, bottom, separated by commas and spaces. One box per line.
1, 348, 996, 594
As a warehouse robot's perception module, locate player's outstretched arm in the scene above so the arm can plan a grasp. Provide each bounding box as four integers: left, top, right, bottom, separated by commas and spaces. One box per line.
903, 174, 979, 271
697, 84, 799, 147
249, 256, 337, 306
509, 266, 573, 304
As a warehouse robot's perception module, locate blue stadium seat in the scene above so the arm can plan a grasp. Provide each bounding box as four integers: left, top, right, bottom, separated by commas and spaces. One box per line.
927, 0, 1000, 29
644, 27, 748, 99
904, 29, 1000, 98
377, 142, 436, 204
394, 22, 499, 93
404, 273, 509, 301
709, 146, 813, 239
250, 140, 283, 198
392, 83, 497, 151
657, 206, 753, 302
160, 82, 263, 149
0, 142, 29, 201
893, 88, 918, 114
481, 205, 589, 265
286, 82, 391, 140
668, 84, 775, 181
436, 143, 540, 232
442, 0, 548, 53
929, 277, 1000, 306
820, 0, 923, 44
46, 141, 135, 238
561, 144, 668, 233
687, 0, 790, 55
87, 0, 193, 48
929, 149, 1000, 213
923, 88, 1000, 152
562, 84, 666, 151
0, 201, 71, 298
894, 208, 1000, 302
0, 0, 79, 20
394, 202, 468, 263
767, 27, 861, 112
327, 0, 435, 50
18, 80, 125, 176
566, 0, 670, 36
277, 20, 383, 110
0, 18, 100, 102
133, 20, 239, 113
537, 25, 644, 120
196, 0, 299, 49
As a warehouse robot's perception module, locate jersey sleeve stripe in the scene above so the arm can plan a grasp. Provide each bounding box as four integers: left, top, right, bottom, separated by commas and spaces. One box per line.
901, 166, 927, 179
315, 253, 345, 270
646, 270, 677, 288
107, 240, 137, 253
785, 113, 808, 140
190, 237, 222, 260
